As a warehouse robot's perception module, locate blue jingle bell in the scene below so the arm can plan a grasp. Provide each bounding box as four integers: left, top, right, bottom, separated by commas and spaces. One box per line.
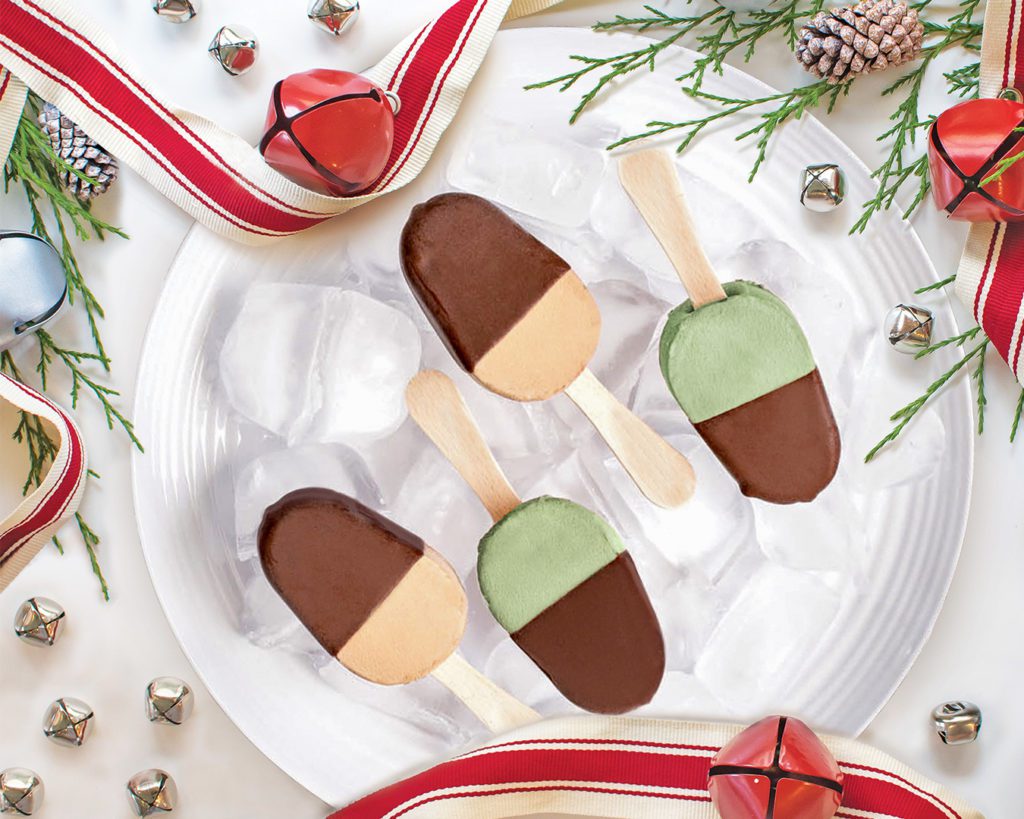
0, 231, 66, 351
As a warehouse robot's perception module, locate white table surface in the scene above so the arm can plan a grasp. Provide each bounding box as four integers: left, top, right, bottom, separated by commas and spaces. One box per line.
0, 1, 1019, 816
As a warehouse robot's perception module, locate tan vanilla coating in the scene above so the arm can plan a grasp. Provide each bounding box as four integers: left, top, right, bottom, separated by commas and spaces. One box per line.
401, 192, 600, 400
338, 547, 467, 685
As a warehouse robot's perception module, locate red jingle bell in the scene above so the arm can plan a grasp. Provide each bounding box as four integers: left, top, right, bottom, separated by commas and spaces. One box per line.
928, 97, 1024, 222
709, 716, 843, 819
259, 69, 396, 197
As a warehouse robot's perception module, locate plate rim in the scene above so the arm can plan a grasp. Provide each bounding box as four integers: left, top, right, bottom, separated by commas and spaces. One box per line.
131, 25, 975, 804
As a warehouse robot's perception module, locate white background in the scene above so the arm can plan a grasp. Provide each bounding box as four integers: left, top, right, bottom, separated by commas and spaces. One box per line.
0, 1, 1020, 817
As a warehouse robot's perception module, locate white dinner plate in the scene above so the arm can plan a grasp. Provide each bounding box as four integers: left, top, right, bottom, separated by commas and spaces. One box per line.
132, 27, 973, 807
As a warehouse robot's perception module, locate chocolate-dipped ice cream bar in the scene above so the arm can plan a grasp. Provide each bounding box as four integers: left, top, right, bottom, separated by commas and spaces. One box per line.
619, 149, 840, 504
406, 370, 665, 714
258, 488, 539, 732
401, 192, 694, 510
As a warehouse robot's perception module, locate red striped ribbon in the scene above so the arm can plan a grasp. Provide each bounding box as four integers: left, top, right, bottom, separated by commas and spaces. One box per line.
0, 0, 558, 244
0, 371, 87, 593
327, 717, 983, 818
955, 0, 1024, 383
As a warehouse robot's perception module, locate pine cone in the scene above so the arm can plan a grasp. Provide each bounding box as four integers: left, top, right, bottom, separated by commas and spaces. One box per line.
37, 103, 119, 201
796, 0, 924, 84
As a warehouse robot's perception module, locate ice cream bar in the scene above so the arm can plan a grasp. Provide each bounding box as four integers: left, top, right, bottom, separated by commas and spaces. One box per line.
258, 487, 465, 684
257, 488, 541, 733
478, 496, 665, 713
406, 370, 666, 714
401, 193, 695, 510
660, 281, 840, 503
619, 149, 840, 504
401, 192, 600, 401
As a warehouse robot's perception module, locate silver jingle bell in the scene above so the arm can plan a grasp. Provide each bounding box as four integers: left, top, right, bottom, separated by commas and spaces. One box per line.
932, 701, 982, 745
308, 0, 360, 35
0, 769, 44, 816
152, 0, 199, 23
208, 25, 259, 76
145, 677, 194, 726
886, 303, 934, 353
801, 163, 845, 211
0, 232, 67, 352
126, 769, 177, 816
14, 597, 66, 647
42, 697, 93, 747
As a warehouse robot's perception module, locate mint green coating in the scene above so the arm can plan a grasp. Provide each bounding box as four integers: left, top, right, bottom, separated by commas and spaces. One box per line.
659, 280, 816, 424
478, 496, 625, 633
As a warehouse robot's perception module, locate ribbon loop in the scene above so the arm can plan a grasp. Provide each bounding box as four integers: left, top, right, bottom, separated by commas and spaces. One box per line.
0, 371, 86, 593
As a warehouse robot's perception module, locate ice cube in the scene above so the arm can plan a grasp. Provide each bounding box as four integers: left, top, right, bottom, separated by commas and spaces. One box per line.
694, 563, 841, 714
240, 570, 321, 652
309, 290, 422, 443
590, 164, 765, 286
597, 435, 755, 582
629, 331, 691, 438
635, 672, 730, 721
654, 570, 719, 672
589, 279, 672, 396
447, 117, 606, 227
318, 660, 477, 746
751, 479, 868, 572
842, 344, 948, 491
219, 283, 326, 441
387, 446, 494, 573
219, 284, 422, 445
233, 443, 383, 561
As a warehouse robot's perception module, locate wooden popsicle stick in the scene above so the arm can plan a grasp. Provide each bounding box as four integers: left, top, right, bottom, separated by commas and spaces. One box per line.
406, 370, 522, 523
564, 368, 695, 508
618, 148, 728, 309
431, 653, 541, 733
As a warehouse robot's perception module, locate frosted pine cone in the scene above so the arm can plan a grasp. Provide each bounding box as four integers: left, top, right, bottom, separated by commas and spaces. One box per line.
37, 102, 119, 201
796, 0, 924, 84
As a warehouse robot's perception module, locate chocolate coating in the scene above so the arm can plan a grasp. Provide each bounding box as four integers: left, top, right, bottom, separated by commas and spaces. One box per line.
400, 193, 571, 370
257, 488, 423, 655
511, 553, 665, 714
694, 370, 840, 504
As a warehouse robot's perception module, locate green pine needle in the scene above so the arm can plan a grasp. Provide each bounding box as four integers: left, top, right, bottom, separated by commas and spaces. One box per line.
945, 61, 980, 97
912, 324, 982, 359
1011, 389, 1024, 442
916, 274, 956, 293
972, 342, 987, 434
76, 512, 109, 601
2, 92, 133, 598
529, 0, 981, 232
979, 129, 1024, 186
866, 337, 988, 461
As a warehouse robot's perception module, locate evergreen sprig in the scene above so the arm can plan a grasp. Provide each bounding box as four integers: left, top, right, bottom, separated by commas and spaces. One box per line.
2, 93, 133, 598
852, 0, 983, 232
525, 4, 724, 123
530, 0, 982, 231
868, 278, 1024, 459
866, 333, 988, 461
612, 80, 850, 180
